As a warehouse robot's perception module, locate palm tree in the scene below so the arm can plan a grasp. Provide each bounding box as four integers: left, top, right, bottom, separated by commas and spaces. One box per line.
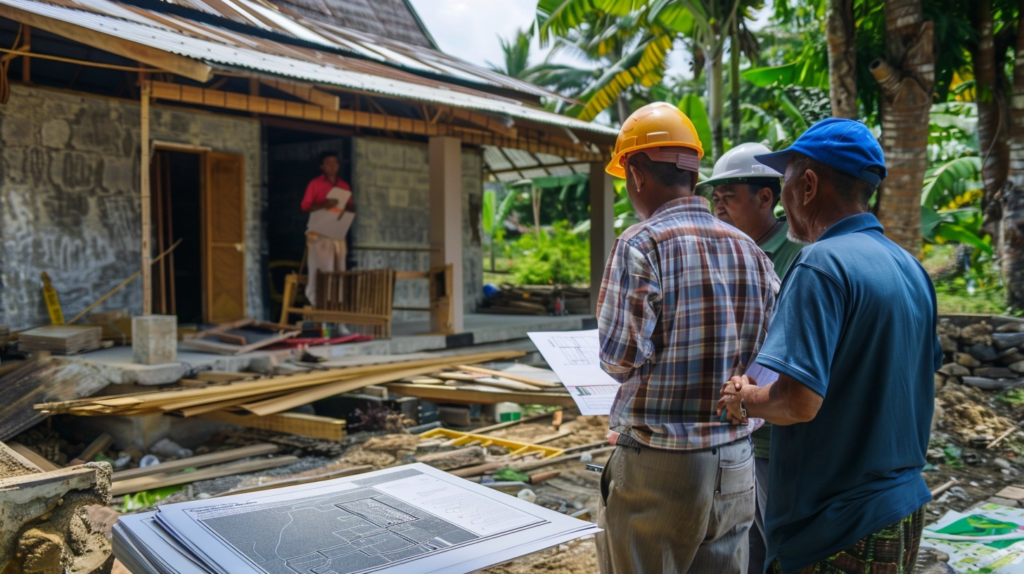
537, 0, 763, 160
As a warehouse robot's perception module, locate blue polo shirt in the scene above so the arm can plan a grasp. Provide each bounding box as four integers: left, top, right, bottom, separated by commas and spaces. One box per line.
755, 213, 942, 573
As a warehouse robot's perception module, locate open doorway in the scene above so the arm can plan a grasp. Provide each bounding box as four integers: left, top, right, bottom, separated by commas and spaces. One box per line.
264, 125, 352, 320
151, 149, 203, 324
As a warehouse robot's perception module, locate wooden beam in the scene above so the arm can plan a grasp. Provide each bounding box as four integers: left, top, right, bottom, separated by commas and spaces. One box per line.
111, 455, 298, 496
0, 5, 212, 82
145, 81, 602, 161
260, 78, 339, 110
448, 107, 516, 138
140, 81, 152, 315
386, 383, 578, 408
7, 442, 58, 471
200, 411, 346, 441
111, 443, 280, 481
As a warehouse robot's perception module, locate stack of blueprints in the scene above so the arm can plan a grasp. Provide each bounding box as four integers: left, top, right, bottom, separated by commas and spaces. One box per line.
113, 463, 600, 574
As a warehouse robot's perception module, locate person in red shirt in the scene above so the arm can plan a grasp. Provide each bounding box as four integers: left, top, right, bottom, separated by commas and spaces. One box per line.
301, 151, 354, 305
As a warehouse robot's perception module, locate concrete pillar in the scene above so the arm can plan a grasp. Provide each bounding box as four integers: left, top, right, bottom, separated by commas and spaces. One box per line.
589, 163, 615, 315
429, 136, 464, 333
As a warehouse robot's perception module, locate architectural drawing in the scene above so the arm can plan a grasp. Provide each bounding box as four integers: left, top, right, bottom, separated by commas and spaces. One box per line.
547, 336, 598, 366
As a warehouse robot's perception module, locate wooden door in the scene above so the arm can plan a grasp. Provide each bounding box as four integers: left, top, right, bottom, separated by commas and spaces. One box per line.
203, 152, 246, 324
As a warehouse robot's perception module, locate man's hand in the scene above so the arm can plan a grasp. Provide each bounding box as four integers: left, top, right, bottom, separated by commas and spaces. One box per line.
717, 375, 757, 425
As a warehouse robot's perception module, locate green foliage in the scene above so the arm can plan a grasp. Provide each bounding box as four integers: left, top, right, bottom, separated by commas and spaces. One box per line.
509, 222, 591, 285
921, 156, 982, 210
121, 484, 187, 511
678, 93, 712, 152
494, 468, 532, 482
998, 388, 1024, 406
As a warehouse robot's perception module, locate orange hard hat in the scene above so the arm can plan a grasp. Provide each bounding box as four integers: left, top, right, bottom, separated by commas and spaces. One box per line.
605, 102, 705, 179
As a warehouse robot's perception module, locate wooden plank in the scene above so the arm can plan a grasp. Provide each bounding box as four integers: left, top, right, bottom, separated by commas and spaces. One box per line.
260, 78, 339, 110
111, 443, 280, 482
241, 364, 451, 416
386, 384, 577, 408
7, 441, 58, 471
196, 371, 253, 384
0, 5, 212, 82
200, 411, 346, 441
37, 351, 525, 415
457, 366, 560, 388
218, 465, 373, 496
112, 456, 299, 496
67, 433, 112, 466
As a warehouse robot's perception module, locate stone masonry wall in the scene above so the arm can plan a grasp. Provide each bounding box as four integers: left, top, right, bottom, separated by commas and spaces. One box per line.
350, 137, 483, 321
0, 85, 262, 330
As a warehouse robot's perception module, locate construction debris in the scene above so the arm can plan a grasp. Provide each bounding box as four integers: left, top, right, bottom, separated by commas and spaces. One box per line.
0, 356, 109, 441
0, 442, 113, 574
34, 350, 525, 418
479, 285, 590, 316
18, 325, 102, 355
179, 318, 301, 355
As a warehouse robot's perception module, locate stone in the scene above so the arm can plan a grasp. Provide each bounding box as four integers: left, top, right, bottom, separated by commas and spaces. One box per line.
40, 119, 70, 149
973, 367, 1017, 379
939, 334, 958, 353
1010, 360, 1024, 374
939, 363, 970, 377
994, 332, 1024, 350
961, 321, 994, 346
995, 457, 1013, 470
956, 352, 982, 368
998, 348, 1024, 365
997, 321, 1024, 333
937, 318, 961, 339
132, 315, 177, 365
967, 343, 999, 363
932, 401, 944, 432
934, 373, 947, 391
963, 376, 1020, 391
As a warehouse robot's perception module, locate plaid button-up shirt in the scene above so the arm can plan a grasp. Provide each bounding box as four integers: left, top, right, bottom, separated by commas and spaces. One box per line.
597, 196, 779, 451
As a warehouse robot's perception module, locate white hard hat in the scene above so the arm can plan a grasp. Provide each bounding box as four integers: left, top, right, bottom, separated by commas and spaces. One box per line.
698, 142, 783, 190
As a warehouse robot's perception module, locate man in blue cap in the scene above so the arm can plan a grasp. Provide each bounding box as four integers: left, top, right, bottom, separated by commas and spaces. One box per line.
717, 118, 942, 574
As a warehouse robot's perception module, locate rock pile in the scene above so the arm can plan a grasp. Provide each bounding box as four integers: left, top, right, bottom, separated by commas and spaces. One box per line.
935, 319, 1024, 392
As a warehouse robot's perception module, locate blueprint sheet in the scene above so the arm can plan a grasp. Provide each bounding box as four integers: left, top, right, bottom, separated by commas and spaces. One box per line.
528, 329, 620, 415
144, 464, 598, 574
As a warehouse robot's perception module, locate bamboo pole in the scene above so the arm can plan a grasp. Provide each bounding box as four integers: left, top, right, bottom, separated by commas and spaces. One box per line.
140, 79, 152, 315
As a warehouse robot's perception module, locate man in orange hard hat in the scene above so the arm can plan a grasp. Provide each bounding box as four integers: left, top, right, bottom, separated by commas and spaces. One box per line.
595, 102, 778, 574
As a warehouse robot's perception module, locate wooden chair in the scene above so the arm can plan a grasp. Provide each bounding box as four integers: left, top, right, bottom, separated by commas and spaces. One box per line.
302, 269, 396, 338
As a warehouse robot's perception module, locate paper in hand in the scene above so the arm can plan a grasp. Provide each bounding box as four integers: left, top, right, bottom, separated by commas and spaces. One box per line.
306, 187, 353, 239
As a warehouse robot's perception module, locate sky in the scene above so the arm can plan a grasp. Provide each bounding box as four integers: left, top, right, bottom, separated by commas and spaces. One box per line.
407, 0, 773, 82
407, 0, 693, 80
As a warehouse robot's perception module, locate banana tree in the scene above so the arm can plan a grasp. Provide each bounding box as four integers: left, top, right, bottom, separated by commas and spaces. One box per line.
536, 0, 763, 159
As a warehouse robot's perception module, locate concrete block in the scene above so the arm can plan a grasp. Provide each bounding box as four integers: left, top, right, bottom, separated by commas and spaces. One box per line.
132, 315, 177, 365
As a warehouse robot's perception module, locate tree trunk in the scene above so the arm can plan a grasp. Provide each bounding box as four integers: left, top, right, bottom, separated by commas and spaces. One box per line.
1001, 0, 1024, 309
827, 0, 857, 118
730, 19, 741, 143
871, 0, 934, 255
974, 0, 1010, 228
707, 42, 725, 162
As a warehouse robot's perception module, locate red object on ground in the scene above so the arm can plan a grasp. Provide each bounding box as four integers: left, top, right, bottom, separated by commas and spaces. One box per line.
272, 334, 374, 348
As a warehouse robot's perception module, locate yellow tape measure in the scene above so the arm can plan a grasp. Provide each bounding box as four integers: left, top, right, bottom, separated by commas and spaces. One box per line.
41, 272, 65, 325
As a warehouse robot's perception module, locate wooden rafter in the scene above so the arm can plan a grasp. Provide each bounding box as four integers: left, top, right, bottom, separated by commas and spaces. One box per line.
448, 108, 517, 138
146, 80, 603, 161
260, 78, 339, 110
0, 4, 211, 81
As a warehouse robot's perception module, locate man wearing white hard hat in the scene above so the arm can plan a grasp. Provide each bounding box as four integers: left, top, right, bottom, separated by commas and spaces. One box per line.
699, 142, 802, 574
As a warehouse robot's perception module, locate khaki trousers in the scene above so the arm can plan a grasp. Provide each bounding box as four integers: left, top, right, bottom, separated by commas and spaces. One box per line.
305, 233, 347, 307
596, 437, 755, 574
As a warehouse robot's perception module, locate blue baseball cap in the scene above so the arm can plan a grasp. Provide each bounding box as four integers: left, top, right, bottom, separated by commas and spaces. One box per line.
754, 118, 887, 186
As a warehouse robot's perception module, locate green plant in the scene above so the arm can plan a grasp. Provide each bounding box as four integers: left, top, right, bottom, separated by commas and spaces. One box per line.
509, 222, 591, 285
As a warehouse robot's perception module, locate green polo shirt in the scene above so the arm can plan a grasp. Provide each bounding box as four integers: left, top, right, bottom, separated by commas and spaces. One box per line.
752, 218, 804, 458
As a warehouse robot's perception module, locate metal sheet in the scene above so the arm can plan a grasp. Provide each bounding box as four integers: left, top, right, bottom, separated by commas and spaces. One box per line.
5, 0, 616, 138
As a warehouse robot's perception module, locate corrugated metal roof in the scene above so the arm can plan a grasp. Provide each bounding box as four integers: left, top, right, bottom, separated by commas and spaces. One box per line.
2, 0, 618, 139
482, 145, 592, 182
123, 0, 561, 100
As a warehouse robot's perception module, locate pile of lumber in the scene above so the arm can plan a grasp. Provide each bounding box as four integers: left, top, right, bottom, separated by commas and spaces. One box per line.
35, 350, 528, 419
387, 365, 575, 408
478, 285, 589, 316
19, 325, 102, 355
